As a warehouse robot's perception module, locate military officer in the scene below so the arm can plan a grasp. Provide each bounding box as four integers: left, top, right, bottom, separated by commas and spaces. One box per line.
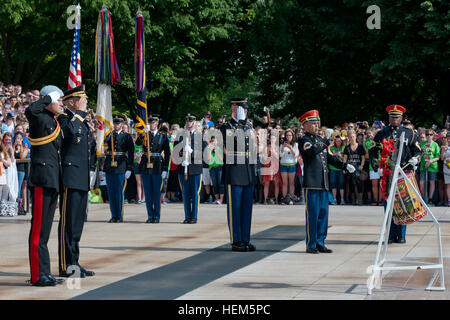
25, 85, 65, 286
298, 110, 355, 254
174, 113, 207, 224
369, 105, 422, 244
57, 85, 96, 278
135, 114, 171, 223
220, 98, 257, 252
104, 114, 134, 223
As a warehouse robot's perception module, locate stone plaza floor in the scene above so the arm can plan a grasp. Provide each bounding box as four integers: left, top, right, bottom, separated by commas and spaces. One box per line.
0, 202, 449, 300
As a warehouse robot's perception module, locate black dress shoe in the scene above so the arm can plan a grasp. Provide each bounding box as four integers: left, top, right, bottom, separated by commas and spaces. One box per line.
182, 219, 190, 224
396, 237, 406, 244
245, 242, 256, 251
117, 218, 123, 223
231, 242, 248, 252
59, 267, 85, 278
30, 275, 56, 287
189, 219, 197, 224
306, 248, 319, 254
48, 274, 65, 284
317, 245, 333, 253
388, 239, 394, 244
146, 218, 152, 223
153, 219, 160, 223
79, 266, 95, 277
108, 218, 116, 223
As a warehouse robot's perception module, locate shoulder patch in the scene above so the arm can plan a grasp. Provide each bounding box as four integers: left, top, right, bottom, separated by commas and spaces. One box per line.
303, 142, 312, 150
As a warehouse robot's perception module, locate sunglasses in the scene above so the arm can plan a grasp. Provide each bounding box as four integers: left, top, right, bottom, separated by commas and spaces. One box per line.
426, 134, 433, 136
185, 117, 196, 122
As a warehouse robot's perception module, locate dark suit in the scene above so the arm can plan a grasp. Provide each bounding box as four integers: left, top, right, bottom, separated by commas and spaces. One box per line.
136, 130, 170, 220
25, 95, 62, 284
57, 108, 96, 274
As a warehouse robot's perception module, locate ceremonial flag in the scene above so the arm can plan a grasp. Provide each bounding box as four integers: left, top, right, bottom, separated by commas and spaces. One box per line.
94, 5, 121, 155
135, 10, 147, 135
68, 4, 82, 89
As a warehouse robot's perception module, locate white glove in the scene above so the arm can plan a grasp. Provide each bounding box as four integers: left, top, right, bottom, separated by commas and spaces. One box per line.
48, 91, 62, 103
144, 125, 150, 133
182, 160, 189, 167
185, 145, 193, 153
346, 164, 356, 173
325, 128, 333, 138
237, 106, 246, 121
377, 168, 383, 177
408, 157, 418, 167
125, 170, 131, 179
89, 171, 96, 189
161, 171, 168, 179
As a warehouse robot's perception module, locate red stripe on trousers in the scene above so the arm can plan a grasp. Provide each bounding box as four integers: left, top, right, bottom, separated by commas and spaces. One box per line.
30, 187, 43, 283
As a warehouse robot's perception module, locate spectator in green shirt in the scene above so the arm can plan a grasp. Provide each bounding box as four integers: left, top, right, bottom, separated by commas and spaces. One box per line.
419, 129, 440, 204
206, 136, 224, 204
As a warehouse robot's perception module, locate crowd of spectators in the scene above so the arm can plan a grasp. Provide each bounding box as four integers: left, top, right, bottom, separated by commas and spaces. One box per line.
1, 81, 449, 218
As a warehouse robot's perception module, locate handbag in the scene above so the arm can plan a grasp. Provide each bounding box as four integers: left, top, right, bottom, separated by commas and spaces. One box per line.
359, 170, 369, 182
0, 200, 18, 217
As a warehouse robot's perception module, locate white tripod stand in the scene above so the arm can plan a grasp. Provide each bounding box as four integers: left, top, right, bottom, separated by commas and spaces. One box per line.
367, 132, 445, 294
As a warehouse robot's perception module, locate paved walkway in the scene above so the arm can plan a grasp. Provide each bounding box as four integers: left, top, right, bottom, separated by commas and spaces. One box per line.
0, 202, 449, 300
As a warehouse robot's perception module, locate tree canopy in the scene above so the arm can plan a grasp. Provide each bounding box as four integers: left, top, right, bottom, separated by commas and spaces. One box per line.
1, 0, 448, 127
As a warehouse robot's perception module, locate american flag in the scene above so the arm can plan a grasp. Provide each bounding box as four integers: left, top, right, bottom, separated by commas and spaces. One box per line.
68, 5, 82, 89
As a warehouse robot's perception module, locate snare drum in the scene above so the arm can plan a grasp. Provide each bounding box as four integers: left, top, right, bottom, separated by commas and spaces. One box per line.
392, 171, 427, 225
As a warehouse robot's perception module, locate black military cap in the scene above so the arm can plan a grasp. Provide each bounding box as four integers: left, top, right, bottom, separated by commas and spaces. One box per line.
113, 114, 126, 123
230, 97, 249, 109
148, 114, 160, 123
63, 84, 88, 101
185, 113, 197, 121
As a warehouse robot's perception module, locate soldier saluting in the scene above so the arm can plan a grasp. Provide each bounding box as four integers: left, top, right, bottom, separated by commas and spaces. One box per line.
57, 85, 96, 278
25, 85, 65, 286
220, 98, 257, 252
298, 110, 355, 254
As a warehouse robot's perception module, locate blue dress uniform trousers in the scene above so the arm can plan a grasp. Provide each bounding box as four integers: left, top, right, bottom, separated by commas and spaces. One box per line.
226, 184, 255, 244
106, 173, 126, 220
142, 173, 163, 220
179, 174, 202, 220
305, 189, 330, 250
383, 200, 407, 240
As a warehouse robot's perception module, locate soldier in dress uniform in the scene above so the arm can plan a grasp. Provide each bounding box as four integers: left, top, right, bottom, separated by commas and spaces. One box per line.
369, 105, 422, 244
174, 113, 207, 224
25, 85, 65, 286
220, 98, 257, 252
135, 114, 171, 223
104, 114, 134, 223
298, 110, 355, 254
57, 85, 96, 278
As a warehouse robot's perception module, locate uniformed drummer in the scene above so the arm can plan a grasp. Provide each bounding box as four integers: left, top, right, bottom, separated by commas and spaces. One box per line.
369, 105, 422, 244
135, 114, 171, 223
298, 109, 355, 254
104, 114, 134, 223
